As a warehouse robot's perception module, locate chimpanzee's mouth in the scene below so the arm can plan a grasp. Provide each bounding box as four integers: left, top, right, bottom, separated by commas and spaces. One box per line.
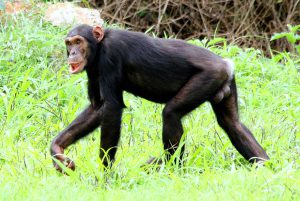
69, 62, 84, 74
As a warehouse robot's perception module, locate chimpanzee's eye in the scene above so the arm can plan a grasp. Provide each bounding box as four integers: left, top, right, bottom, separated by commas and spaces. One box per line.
65, 41, 71, 46
76, 39, 81, 44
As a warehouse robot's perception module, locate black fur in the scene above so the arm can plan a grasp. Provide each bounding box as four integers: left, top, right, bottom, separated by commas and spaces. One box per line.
77, 25, 226, 105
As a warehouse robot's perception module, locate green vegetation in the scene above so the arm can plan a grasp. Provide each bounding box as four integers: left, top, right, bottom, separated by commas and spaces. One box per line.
0, 9, 299, 201
271, 24, 300, 56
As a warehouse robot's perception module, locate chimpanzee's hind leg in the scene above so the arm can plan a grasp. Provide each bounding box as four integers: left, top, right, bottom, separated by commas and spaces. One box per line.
162, 72, 226, 163
211, 77, 269, 162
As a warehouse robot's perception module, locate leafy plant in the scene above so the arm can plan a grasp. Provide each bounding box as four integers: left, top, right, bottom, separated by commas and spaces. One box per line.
271, 24, 300, 55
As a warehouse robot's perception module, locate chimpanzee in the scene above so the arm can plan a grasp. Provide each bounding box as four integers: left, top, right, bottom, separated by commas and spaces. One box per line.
50, 24, 269, 172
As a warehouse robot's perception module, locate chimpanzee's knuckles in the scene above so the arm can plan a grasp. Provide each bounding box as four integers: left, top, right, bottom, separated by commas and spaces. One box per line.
66, 160, 76, 170
54, 163, 63, 172
53, 157, 75, 172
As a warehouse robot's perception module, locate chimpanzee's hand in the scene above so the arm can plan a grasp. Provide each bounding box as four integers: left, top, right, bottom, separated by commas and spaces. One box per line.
52, 154, 75, 173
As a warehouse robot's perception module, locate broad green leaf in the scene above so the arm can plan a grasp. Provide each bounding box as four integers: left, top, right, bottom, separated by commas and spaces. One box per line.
270, 32, 289, 41
290, 24, 300, 33
286, 33, 296, 44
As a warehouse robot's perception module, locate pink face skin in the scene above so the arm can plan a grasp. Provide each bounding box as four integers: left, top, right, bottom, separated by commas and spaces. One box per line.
65, 35, 88, 74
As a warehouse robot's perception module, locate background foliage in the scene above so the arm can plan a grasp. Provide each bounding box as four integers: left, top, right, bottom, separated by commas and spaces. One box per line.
92, 0, 300, 55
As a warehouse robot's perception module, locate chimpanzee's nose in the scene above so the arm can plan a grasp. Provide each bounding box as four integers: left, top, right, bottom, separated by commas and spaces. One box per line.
70, 51, 76, 56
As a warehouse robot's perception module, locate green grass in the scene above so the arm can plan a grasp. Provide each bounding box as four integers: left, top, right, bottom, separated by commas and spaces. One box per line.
0, 7, 300, 201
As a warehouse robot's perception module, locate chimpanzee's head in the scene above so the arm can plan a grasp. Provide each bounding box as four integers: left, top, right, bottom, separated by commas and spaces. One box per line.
64, 24, 104, 74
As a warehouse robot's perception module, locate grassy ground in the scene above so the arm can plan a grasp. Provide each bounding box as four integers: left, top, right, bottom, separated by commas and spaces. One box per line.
0, 6, 300, 201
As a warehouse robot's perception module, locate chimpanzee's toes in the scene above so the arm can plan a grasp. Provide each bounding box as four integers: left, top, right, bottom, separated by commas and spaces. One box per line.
140, 157, 164, 173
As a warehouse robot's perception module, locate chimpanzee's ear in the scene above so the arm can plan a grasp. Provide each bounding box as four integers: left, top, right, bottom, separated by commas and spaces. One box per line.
92, 25, 104, 42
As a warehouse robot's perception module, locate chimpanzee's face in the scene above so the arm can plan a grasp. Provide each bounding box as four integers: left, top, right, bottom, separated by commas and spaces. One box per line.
65, 25, 104, 74
64, 35, 89, 74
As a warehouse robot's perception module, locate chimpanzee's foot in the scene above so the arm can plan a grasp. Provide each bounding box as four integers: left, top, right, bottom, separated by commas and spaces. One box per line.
140, 157, 164, 173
